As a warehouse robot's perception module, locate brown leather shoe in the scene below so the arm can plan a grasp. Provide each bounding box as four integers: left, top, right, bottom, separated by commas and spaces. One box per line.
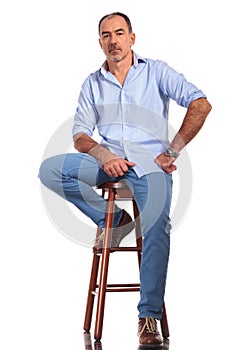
93, 209, 135, 252
138, 317, 163, 348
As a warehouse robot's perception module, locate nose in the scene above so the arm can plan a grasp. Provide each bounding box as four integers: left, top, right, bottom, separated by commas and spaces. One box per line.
109, 33, 117, 45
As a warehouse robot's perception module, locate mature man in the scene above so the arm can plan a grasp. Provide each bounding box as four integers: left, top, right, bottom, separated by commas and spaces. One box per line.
39, 12, 211, 347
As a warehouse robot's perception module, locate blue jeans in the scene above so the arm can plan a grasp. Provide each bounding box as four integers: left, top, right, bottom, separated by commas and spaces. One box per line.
39, 153, 173, 319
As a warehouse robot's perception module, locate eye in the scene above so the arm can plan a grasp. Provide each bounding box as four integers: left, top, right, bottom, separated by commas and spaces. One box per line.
101, 34, 107, 39
102, 34, 109, 39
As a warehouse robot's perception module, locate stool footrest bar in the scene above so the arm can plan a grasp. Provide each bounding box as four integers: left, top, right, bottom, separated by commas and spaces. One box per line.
96, 283, 140, 292
103, 283, 140, 288
109, 247, 141, 252
106, 287, 140, 292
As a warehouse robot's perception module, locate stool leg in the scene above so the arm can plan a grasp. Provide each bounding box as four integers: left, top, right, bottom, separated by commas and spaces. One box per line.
94, 189, 115, 340
160, 302, 170, 339
83, 252, 101, 332
94, 248, 110, 340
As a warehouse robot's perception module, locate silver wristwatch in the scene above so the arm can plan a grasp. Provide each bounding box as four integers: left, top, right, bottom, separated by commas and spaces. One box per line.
165, 146, 179, 159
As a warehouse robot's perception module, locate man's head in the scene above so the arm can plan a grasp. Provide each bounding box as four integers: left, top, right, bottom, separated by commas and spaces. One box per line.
98, 12, 135, 63
98, 12, 133, 35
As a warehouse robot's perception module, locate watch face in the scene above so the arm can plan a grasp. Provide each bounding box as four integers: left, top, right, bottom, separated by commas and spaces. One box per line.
166, 148, 172, 156
166, 147, 178, 158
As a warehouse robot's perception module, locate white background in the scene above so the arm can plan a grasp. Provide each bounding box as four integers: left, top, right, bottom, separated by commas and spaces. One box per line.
1, 0, 232, 349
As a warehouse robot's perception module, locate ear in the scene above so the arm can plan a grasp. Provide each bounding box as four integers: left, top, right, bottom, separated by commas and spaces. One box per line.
130, 33, 136, 46
99, 38, 103, 49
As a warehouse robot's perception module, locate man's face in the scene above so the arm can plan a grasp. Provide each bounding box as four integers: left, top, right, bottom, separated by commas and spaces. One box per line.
99, 15, 135, 63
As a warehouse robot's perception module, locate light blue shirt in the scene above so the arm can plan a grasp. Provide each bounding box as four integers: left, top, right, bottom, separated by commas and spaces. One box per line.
72, 52, 206, 177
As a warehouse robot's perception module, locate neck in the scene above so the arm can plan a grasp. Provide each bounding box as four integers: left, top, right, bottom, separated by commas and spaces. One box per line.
106, 50, 133, 84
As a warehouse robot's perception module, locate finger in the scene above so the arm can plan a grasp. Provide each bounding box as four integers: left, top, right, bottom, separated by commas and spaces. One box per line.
113, 164, 125, 176
111, 162, 128, 176
118, 162, 129, 174
110, 166, 120, 177
163, 164, 177, 173
103, 165, 118, 177
125, 160, 136, 167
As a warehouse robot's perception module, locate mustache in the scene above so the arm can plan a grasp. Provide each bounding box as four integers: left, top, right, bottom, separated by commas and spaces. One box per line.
109, 44, 121, 51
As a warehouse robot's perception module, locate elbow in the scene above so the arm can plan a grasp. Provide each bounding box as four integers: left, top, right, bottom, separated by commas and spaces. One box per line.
189, 97, 212, 118
73, 132, 85, 152
74, 138, 84, 153
74, 139, 80, 152
200, 98, 212, 116
204, 99, 212, 115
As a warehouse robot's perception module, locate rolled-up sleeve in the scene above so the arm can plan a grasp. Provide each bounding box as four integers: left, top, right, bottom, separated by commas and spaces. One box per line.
72, 78, 97, 141
156, 60, 206, 108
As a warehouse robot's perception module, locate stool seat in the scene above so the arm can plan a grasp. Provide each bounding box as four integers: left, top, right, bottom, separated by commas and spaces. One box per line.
83, 181, 169, 341
98, 181, 129, 189
98, 181, 134, 200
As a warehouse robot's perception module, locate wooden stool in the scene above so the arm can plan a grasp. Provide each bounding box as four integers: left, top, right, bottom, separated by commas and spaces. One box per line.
83, 181, 169, 341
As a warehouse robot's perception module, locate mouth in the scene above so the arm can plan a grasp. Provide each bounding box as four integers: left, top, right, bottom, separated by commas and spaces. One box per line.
109, 47, 121, 54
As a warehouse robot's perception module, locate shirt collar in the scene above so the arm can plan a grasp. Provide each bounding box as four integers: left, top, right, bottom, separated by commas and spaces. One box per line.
133, 52, 146, 67
100, 51, 146, 75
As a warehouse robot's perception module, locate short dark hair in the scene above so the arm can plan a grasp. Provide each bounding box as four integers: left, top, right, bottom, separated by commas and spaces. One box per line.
98, 12, 133, 35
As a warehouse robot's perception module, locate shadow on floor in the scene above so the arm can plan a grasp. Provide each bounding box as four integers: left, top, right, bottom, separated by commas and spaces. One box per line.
83, 331, 170, 349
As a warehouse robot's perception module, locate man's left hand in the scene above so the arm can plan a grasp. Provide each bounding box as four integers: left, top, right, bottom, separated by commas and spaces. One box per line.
155, 153, 177, 173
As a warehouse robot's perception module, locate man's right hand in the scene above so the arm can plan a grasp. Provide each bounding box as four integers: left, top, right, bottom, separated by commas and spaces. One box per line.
103, 158, 136, 177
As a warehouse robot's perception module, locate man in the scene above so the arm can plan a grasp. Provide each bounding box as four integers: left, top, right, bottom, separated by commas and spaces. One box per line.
39, 12, 211, 347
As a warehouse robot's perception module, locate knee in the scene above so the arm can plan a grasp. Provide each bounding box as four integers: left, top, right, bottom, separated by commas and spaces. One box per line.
39, 156, 60, 190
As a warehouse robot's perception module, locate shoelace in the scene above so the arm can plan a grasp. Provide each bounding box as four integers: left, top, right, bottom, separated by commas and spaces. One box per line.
139, 316, 157, 336
94, 230, 104, 244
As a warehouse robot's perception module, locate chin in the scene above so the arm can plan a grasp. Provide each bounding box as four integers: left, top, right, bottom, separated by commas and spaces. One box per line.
108, 55, 123, 62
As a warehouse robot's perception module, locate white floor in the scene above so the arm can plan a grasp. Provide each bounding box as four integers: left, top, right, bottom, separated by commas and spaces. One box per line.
1, 230, 230, 350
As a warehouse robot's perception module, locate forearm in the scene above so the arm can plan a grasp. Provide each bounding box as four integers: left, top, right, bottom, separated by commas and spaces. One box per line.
74, 133, 120, 165
170, 97, 212, 153
74, 133, 98, 153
